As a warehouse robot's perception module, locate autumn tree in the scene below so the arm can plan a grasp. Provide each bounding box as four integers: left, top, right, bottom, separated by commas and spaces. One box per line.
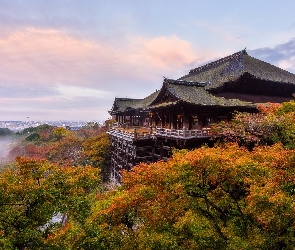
51, 143, 295, 249
19, 124, 56, 144
18, 123, 110, 171
83, 133, 110, 180
211, 101, 295, 149
52, 127, 72, 141
0, 157, 101, 250
76, 122, 108, 139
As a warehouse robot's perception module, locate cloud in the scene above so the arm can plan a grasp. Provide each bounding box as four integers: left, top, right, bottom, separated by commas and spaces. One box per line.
0, 28, 110, 87
111, 35, 227, 88
0, 29, 193, 87
55, 84, 113, 99
0, 27, 216, 95
138, 36, 197, 69
250, 38, 295, 73
0, 27, 209, 120
0, 27, 232, 120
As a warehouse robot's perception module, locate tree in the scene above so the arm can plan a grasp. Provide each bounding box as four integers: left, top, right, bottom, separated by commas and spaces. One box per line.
56, 143, 295, 249
0, 157, 101, 249
76, 122, 108, 139
211, 101, 295, 149
23, 127, 85, 167
25, 133, 41, 142
52, 127, 72, 141
47, 137, 86, 167
83, 133, 110, 180
0, 128, 13, 137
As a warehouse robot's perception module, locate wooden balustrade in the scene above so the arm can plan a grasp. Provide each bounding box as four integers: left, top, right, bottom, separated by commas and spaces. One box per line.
155, 127, 210, 139
108, 127, 211, 141
107, 128, 153, 141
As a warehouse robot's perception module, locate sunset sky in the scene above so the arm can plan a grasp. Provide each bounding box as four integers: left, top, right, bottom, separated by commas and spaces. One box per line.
1, 0, 295, 121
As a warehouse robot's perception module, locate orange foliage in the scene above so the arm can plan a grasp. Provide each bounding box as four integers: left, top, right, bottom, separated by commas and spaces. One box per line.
80, 143, 295, 249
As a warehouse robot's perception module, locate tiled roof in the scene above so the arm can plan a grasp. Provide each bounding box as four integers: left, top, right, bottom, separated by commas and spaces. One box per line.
109, 91, 160, 114
110, 49, 295, 114
138, 90, 160, 108
148, 78, 255, 109
179, 49, 295, 92
110, 98, 143, 114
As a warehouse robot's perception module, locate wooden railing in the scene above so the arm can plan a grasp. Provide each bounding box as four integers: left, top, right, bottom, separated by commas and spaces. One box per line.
107, 128, 153, 141
108, 126, 211, 141
155, 128, 210, 139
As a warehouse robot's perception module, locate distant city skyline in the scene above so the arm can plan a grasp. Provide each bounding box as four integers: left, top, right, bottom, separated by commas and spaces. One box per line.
0, 120, 101, 132
1, 0, 295, 121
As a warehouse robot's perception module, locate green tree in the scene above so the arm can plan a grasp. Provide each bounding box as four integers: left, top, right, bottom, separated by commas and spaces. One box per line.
52, 127, 72, 141
0, 157, 101, 249
25, 133, 41, 141
0, 128, 13, 137
83, 133, 110, 180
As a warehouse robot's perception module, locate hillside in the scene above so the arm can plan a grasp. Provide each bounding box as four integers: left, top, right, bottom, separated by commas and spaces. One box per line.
0, 103, 294, 249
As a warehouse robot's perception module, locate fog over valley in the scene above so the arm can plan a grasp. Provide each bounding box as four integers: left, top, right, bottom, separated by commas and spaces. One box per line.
0, 136, 21, 165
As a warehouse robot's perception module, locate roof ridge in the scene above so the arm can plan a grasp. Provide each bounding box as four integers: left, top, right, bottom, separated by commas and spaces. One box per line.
163, 77, 208, 87
189, 49, 248, 74
115, 97, 142, 101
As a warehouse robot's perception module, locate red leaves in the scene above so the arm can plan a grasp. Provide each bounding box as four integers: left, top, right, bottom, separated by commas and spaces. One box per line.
91, 142, 295, 248
211, 101, 295, 149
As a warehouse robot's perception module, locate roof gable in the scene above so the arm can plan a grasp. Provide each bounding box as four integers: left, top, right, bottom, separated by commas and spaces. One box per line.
150, 78, 208, 106
150, 79, 178, 106
189, 50, 246, 75
179, 49, 295, 95
110, 98, 143, 114
109, 49, 295, 115
148, 78, 253, 109
156, 89, 178, 103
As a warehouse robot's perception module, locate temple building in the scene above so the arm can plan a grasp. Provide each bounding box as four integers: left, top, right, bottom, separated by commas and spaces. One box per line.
108, 49, 295, 181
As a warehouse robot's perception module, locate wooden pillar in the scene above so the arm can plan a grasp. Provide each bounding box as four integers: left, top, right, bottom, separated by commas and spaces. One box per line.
160, 145, 164, 159
150, 126, 153, 134
182, 110, 185, 129
151, 112, 154, 127
134, 128, 137, 141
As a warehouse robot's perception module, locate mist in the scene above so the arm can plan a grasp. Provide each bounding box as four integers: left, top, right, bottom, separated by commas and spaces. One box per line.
0, 135, 23, 167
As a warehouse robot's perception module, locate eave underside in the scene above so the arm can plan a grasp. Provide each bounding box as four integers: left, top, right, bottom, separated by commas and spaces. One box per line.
209, 73, 295, 97
214, 92, 295, 103
149, 102, 258, 114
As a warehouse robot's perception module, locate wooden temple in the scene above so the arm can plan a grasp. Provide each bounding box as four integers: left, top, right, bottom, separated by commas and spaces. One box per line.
108, 49, 295, 181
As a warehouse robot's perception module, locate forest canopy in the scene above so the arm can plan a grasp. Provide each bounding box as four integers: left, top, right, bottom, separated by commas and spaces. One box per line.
0, 102, 295, 249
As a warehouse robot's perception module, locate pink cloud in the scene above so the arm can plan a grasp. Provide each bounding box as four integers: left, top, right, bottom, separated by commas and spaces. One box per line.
110, 35, 223, 83
0, 28, 121, 87
138, 36, 198, 69
0, 28, 246, 121
0, 28, 226, 95
129, 36, 237, 84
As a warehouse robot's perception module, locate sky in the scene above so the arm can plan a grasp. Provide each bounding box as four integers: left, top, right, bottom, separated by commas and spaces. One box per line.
0, 0, 295, 122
